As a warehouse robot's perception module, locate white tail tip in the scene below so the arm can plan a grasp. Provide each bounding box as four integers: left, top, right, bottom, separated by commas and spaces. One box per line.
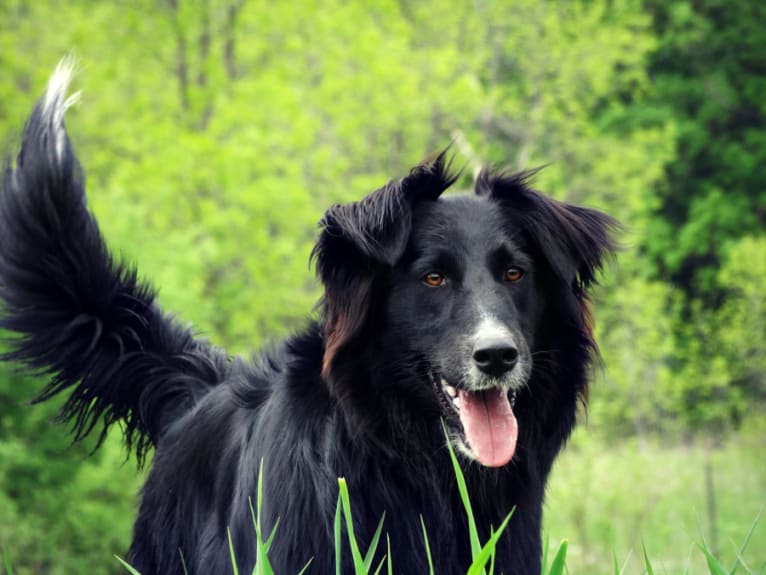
42, 56, 81, 161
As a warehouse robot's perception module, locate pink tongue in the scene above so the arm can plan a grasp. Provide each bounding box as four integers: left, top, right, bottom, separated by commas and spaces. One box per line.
458, 388, 518, 467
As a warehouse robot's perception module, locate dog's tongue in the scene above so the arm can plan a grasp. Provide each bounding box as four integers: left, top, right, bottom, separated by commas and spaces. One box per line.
458, 388, 518, 467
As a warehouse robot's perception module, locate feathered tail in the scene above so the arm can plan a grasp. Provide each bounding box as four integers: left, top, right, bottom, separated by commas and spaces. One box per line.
0, 59, 227, 463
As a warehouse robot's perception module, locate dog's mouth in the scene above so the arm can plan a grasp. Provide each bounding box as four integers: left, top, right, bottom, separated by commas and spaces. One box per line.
432, 373, 518, 468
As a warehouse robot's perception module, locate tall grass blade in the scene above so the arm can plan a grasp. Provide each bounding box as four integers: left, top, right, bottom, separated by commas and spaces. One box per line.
420, 515, 435, 575
247, 460, 276, 575
641, 540, 655, 575
488, 525, 497, 575
387, 535, 393, 575
334, 497, 342, 575
3, 549, 13, 575
441, 420, 482, 560
373, 555, 387, 575
297, 558, 314, 575
546, 539, 569, 575
694, 514, 728, 575
264, 518, 280, 553
730, 508, 761, 575
227, 527, 240, 575
612, 548, 631, 575
257, 459, 264, 529
696, 541, 728, 575
363, 512, 386, 571
337, 477, 367, 573
681, 541, 698, 575
179, 549, 189, 575
465, 508, 515, 575
729, 547, 754, 575
255, 461, 267, 561
542, 532, 550, 573
114, 555, 142, 574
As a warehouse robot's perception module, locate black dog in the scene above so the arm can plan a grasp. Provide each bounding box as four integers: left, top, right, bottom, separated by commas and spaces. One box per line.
0, 62, 617, 574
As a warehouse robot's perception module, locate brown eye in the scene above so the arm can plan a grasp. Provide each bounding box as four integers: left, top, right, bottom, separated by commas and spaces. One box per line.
423, 272, 446, 287
504, 267, 524, 283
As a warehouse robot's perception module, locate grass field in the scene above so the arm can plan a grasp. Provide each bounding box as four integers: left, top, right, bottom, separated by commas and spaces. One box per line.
3, 425, 763, 574
544, 423, 766, 573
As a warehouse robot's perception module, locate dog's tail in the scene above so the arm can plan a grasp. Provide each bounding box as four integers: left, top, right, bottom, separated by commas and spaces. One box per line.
0, 59, 228, 463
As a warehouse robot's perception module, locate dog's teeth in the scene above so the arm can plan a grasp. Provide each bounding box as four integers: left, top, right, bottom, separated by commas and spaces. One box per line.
440, 378, 457, 397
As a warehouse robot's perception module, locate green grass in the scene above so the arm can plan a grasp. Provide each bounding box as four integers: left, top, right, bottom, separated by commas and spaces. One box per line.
544, 425, 766, 573
4, 429, 763, 574
8, 517, 759, 575
3, 549, 13, 575
106, 427, 522, 574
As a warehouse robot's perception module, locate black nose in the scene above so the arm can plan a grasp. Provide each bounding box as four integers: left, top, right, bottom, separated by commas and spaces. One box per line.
472, 338, 519, 376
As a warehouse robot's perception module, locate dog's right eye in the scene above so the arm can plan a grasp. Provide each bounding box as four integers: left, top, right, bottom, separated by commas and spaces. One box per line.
422, 272, 447, 287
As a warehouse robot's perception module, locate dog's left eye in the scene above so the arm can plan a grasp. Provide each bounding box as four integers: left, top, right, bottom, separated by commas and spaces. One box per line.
504, 267, 524, 283
423, 272, 447, 287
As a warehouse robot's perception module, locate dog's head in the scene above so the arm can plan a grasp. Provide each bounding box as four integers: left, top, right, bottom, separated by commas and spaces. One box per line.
312, 153, 617, 467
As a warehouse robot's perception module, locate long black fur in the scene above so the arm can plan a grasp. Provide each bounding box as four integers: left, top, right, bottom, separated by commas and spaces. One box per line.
0, 64, 618, 574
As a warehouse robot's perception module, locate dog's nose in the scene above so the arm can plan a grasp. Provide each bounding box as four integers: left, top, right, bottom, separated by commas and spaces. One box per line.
472, 338, 518, 376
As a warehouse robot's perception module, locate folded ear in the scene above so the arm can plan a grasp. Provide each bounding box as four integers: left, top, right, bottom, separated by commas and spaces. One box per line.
313, 152, 458, 381
479, 170, 619, 297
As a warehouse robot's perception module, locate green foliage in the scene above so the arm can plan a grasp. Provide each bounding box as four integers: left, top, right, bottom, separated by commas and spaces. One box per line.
642, 0, 766, 298
0, 367, 140, 575
593, 273, 683, 436
715, 237, 766, 407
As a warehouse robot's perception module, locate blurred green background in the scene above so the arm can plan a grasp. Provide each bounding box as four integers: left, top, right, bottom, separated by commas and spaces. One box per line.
0, 0, 764, 573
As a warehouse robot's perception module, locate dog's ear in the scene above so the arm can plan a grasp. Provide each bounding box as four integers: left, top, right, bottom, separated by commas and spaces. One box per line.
479, 170, 619, 297
313, 152, 458, 381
